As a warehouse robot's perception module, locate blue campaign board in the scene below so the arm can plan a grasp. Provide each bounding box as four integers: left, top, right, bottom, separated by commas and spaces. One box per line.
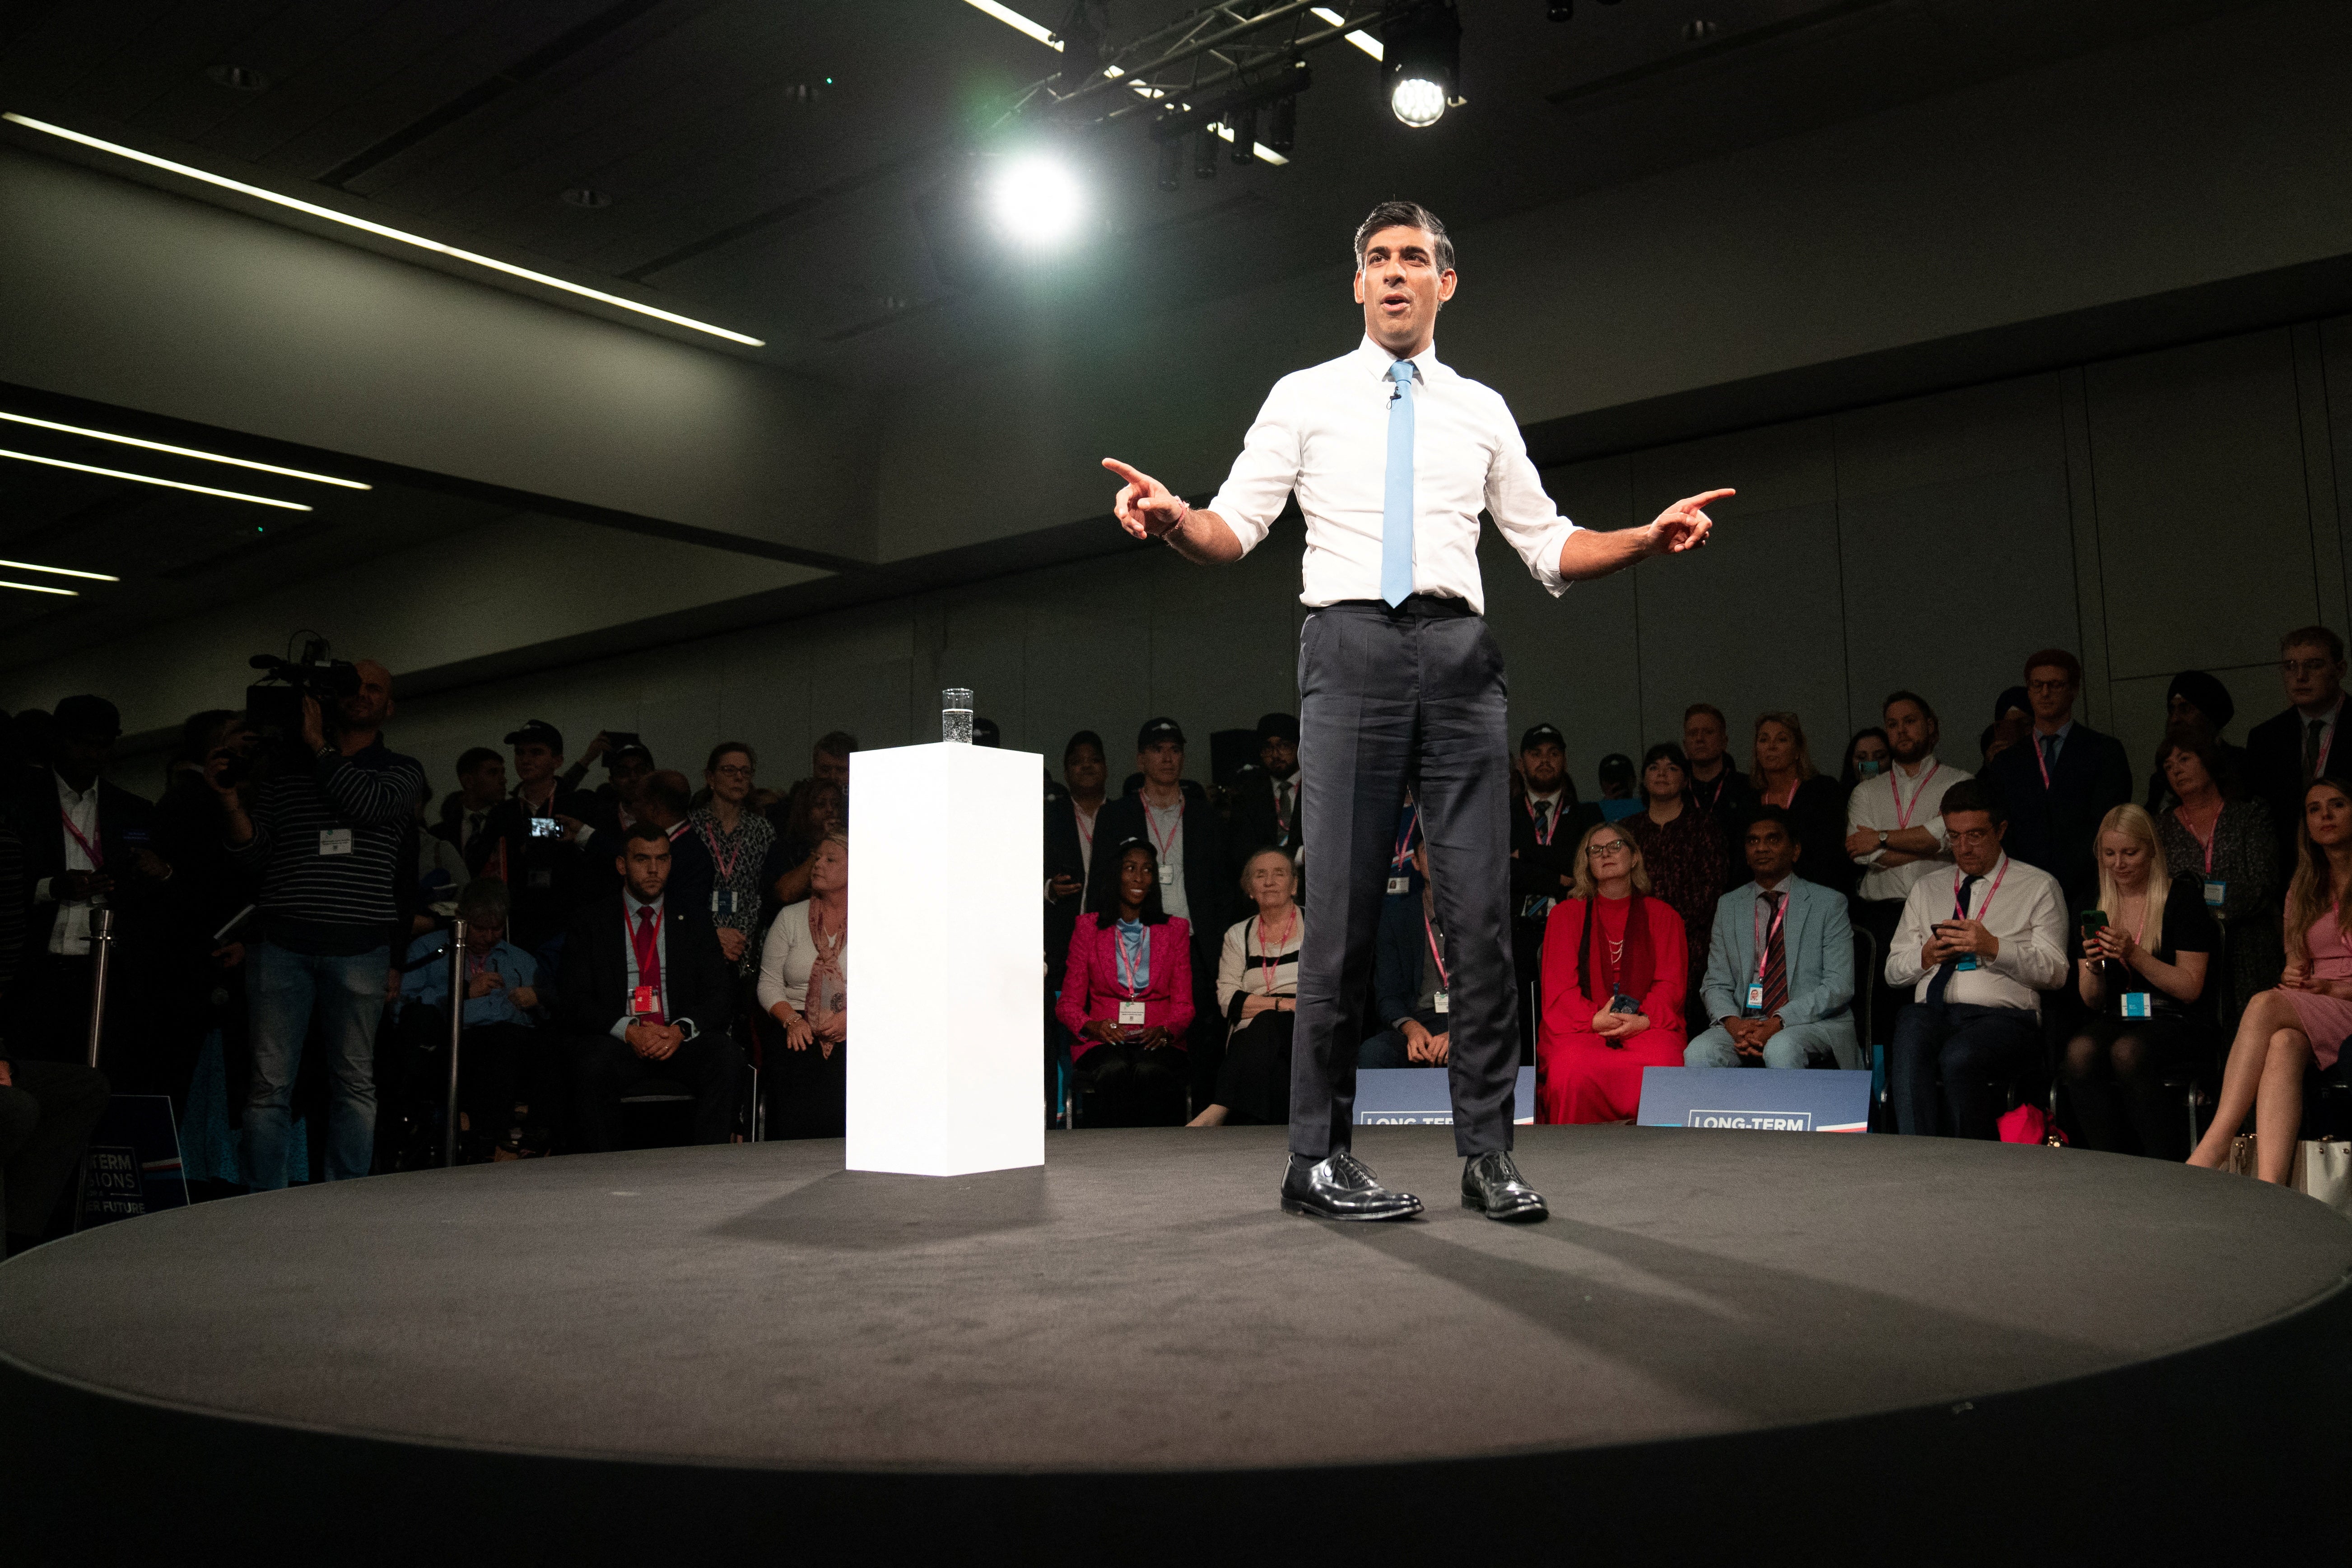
1635, 1066, 1872, 1133
76, 1094, 190, 1230
1355, 1066, 1537, 1126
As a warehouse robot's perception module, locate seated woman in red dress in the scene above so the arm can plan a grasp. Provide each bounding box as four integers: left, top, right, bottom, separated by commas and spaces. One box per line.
1536, 820, 1690, 1124
2189, 776, 2352, 1182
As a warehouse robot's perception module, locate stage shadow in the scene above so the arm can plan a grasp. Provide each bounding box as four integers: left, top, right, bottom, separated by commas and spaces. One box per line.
708, 1166, 1052, 1251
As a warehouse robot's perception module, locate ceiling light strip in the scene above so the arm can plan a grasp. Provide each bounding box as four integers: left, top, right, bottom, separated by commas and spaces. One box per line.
1310, 8, 1383, 59
0, 447, 312, 511
965, 0, 1062, 50
1209, 123, 1290, 166
0, 410, 369, 489
1, 112, 765, 349
0, 558, 118, 581
0, 580, 77, 597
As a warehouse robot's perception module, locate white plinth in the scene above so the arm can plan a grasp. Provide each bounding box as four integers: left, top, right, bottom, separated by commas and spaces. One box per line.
846, 742, 1045, 1176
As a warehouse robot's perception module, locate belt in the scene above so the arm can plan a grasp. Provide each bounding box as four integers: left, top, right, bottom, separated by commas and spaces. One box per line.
1322, 594, 1474, 619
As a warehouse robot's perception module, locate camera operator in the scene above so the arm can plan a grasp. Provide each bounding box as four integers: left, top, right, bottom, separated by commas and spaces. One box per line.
466, 720, 597, 954
212, 659, 423, 1188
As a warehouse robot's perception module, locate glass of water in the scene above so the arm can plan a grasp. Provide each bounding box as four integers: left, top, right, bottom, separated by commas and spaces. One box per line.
942, 688, 974, 744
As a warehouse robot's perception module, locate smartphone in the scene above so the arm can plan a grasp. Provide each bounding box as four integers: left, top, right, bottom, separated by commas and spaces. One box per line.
1609, 991, 1641, 1014
528, 815, 564, 839
2079, 909, 2109, 940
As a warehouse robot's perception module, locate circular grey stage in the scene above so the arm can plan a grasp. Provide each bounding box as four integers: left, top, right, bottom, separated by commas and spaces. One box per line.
3, 1125, 2348, 1559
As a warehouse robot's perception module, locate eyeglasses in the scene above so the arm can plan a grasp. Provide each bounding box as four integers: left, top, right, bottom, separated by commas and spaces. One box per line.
2283, 658, 2338, 677
2025, 679, 2073, 695
1586, 840, 1630, 858
712, 765, 753, 779
1946, 827, 2000, 847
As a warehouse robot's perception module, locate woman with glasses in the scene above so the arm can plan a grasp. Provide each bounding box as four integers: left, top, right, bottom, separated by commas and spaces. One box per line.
690, 742, 778, 972
1535, 821, 1689, 1124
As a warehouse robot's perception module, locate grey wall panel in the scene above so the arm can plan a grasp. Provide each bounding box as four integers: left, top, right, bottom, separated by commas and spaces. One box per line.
1832, 376, 2068, 500
1482, 528, 1642, 790
2085, 330, 2319, 678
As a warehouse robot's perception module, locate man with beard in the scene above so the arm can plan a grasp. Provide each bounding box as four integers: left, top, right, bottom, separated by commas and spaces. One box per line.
1845, 692, 1969, 1045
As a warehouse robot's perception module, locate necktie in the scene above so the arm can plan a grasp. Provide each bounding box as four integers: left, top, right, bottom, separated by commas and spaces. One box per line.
1276, 781, 1293, 839
1536, 801, 1553, 839
465, 810, 484, 849
2308, 717, 2327, 781
1925, 876, 1976, 1005
1382, 359, 1416, 607
1759, 891, 1788, 1017
633, 906, 665, 1023
2038, 733, 2059, 778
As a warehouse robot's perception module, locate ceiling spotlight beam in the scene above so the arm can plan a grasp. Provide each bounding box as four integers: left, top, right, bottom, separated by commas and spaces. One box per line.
0, 447, 312, 511
0, 410, 369, 489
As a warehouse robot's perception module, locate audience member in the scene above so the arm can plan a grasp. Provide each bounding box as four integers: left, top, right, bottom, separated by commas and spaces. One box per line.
554, 730, 655, 827
770, 775, 844, 908
1046, 731, 1108, 1003
624, 771, 716, 919
690, 742, 778, 968
1980, 686, 2032, 769
973, 717, 1002, 748
215, 660, 424, 1186
1624, 742, 1725, 1028
1365, 839, 1454, 1071
1595, 752, 1637, 811
2143, 670, 2243, 814
398, 879, 550, 1156
435, 747, 508, 860
1984, 650, 2132, 909
2245, 626, 2346, 872
2063, 805, 2214, 1160
1226, 712, 1303, 861
1055, 839, 1193, 1125
150, 709, 253, 1112
1883, 780, 2068, 1139
1840, 727, 1892, 793
1686, 805, 1858, 1070
1749, 710, 1850, 895
559, 820, 741, 1151
1510, 722, 1595, 1041
1844, 691, 1969, 1043
2189, 776, 2352, 1184
1190, 848, 1302, 1126
0, 809, 109, 1256
466, 720, 598, 951
1535, 821, 1689, 1123
757, 831, 849, 1140
14, 695, 167, 1067
1681, 703, 1751, 827
2154, 730, 2281, 1014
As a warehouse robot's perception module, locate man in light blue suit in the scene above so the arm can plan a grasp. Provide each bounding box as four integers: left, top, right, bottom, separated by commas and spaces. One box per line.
1687, 805, 1858, 1070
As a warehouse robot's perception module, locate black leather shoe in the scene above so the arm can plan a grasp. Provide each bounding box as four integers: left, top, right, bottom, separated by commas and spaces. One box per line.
1461, 1150, 1547, 1222
1280, 1151, 1424, 1221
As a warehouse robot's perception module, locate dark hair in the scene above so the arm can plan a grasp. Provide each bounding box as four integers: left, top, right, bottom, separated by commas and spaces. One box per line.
705, 740, 755, 774
173, 708, 242, 768
621, 819, 671, 850
2155, 728, 2239, 800
1090, 836, 1169, 928
643, 771, 692, 819
813, 730, 857, 759
1354, 200, 1454, 273
1640, 741, 1687, 773
1940, 777, 2006, 826
1741, 803, 1799, 844
456, 745, 502, 777
1881, 689, 1938, 732
1682, 702, 1726, 729
1063, 730, 1105, 763
2022, 647, 2083, 686
2282, 625, 2346, 662
1839, 726, 1891, 792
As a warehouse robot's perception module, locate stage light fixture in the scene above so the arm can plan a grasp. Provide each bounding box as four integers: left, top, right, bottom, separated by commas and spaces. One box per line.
1157, 137, 1183, 191
1, 113, 764, 347
0, 579, 77, 597
1193, 127, 1220, 180
1383, 2, 1460, 128
0, 558, 119, 582
1231, 106, 1258, 164
0, 447, 312, 511
0, 410, 369, 489
1269, 94, 1298, 154
1311, 8, 1384, 59
986, 152, 1086, 248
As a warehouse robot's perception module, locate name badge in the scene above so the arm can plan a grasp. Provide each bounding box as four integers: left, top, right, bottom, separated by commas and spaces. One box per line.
1954, 955, 1979, 972
1387, 875, 1411, 896
2203, 880, 2226, 909
1158, 863, 1175, 885
711, 889, 739, 916
317, 828, 354, 856
2121, 991, 2154, 1019
1433, 989, 1449, 1014
1746, 983, 1765, 1013
1117, 1000, 1146, 1026
631, 985, 661, 1018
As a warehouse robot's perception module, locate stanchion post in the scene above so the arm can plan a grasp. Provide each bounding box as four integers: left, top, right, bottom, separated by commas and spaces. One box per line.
444, 917, 467, 1169
85, 907, 116, 1069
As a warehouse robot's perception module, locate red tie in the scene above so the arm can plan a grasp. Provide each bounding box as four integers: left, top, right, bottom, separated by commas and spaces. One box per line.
631, 905, 665, 1023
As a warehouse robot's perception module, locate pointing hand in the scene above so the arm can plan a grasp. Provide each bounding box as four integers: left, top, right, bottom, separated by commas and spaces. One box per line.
1649, 489, 1734, 554
1102, 458, 1192, 541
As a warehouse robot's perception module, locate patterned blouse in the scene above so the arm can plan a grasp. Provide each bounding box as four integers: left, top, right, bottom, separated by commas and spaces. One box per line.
1629, 803, 1728, 1026
687, 806, 778, 935
2156, 795, 2283, 1011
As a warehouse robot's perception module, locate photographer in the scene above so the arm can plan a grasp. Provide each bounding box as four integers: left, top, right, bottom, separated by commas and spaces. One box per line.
466, 720, 597, 953
213, 659, 424, 1188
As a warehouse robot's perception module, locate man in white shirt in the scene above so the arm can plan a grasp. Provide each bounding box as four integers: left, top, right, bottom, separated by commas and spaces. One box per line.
1102, 200, 1731, 1223
1844, 691, 1969, 1045
1883, 780, 2068, 1138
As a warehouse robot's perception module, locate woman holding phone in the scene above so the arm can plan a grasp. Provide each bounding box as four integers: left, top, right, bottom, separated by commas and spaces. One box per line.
2063, 805, 2215, 1158
1535, 821, 1688, 1124
1056, 838, 1193, 1125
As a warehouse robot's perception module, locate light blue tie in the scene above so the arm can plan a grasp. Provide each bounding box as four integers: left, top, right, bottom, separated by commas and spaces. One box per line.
1382, 358, 1416, 607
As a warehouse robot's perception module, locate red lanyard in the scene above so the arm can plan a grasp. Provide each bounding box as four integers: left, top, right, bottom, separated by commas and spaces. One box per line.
1752, 890, 1789, 983
1422, 908, 1450, 990
58, 806, 102, 869
1114, 925, 1147, 997
626, 904, 662, 982
2031, 733, 2056, 790
1258, 908, 1296, 993
2182, 802, 2222, 874
1890, 762, 1941, 828
1392, 807, 1421, 871
698, 819, 741, 881
1955, 860, 2009, 923
1525, 795, 1563, 846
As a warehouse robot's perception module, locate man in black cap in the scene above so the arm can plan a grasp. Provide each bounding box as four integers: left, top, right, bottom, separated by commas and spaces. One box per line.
466, 720, 598, 953
14, 694, 168, 1068
1227, 712, 1304, 868
556, 731, 657, 836
1507, 723, 1600, 1056
1095, 718, 1234, 1107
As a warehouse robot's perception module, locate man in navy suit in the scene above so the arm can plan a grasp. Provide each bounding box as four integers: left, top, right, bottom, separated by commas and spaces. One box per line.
1984, 649, 2132, 911
1685, 806, 1858, 1070
2244, 625, 2347, 870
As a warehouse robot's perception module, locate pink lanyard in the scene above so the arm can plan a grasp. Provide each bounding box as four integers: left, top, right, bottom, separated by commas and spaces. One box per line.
1956, 860, 2009, 923
1422, 908, 1451, 991
1393, 807, 1421, 871
2182, 803, 2222, 874
1258, 909, 1296, 993
1074, 803, 1096, 857
1890, 762, 1941, 828
59, 807, 102, 869
1763, 779, 1797, 809
1146, 802, 1181, 865
1752, 891, 1789, 983
1526, 796, 1562, 846
699, 821, 741, 882
2031, 734, 2055, 790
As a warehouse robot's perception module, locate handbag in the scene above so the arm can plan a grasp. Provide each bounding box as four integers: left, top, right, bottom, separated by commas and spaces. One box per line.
2226, 1133, 2259, 1177
2291, 1138, 2352, 1215
1996, 1103, 2067, 1146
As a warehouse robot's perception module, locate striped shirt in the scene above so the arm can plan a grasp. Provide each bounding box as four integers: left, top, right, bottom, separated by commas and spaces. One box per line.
229, 741, 426, 943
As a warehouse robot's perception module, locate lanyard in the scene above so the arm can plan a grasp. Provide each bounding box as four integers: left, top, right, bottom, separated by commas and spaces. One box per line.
1763, 779, 1797, 809
626, 904, 662, 979
1115, 925, 1147, 997
2182, 802, 2222, 874
1695, 770, 1728, 811
58, 805, 102, 869
2031, 733, 2056, 790
1258, 908, 1297, 993
2315, 716, 2337, 779
1890, 762, 1941, 829
1074, 802, 1097, 856
1146, 800, 1181, 865
1525, 795, 1563, 846
1421, 908, 1450, 991
1392, 807, 1421, 871
1752, 890, 1790, 983
698, 820, 742, 882
1954, 860, 2009, 925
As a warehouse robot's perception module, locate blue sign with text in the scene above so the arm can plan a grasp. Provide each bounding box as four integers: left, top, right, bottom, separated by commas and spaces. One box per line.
1355, 1066, 1537, 1126
1636, 1067, 1872, 1133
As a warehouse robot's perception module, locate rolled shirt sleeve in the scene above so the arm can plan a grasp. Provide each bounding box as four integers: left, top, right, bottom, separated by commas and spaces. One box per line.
1204, 379, 1305, 558
1482, 405, 1577, 598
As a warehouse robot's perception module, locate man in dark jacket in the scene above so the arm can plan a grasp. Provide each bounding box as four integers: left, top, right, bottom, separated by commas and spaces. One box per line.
1507, 723, 1599, 1057
558, 821, 740, 1150
2245, 625, 2347, 873
1226, 712, 1304, 867
1983, 648, 2132, 911
466, 720, 600, 952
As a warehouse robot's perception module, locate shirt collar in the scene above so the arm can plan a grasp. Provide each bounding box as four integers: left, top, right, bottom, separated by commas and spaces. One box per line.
54, 770, 96, 806
1754, 875, 1791, 895
1959, 854, 2008, 885
624, 889, 664, 921
2035, 719, 2075, 744
1896, 753, 1938, 777
1355, 334, 1441, 385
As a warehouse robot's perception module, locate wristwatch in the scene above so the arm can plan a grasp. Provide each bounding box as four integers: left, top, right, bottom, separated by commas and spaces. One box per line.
1876, 829, 1889, 851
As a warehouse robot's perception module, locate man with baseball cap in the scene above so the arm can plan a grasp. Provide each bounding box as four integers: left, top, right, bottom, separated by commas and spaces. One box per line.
466, 720, 598, 951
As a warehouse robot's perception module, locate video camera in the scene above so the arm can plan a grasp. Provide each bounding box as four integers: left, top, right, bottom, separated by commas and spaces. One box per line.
245, 637, 361, 745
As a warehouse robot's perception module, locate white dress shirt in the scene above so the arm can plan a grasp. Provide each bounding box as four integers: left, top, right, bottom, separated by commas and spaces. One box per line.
1884, 853, 2068, 1013
45, 772, 100, 956
1206, 335, 1579, 612
1846, 754, 1971, 903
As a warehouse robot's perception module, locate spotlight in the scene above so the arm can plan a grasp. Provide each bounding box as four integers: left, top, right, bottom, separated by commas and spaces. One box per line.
1231, 105, 1258, 164
1384, 1, 1461, 129
1547, 1, 1572, 18
1193, 127, 1219, 179
986, 152, 1085, 248
1269, 94, 1297, 154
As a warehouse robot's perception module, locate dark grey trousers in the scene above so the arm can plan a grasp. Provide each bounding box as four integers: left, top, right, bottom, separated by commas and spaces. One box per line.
1289, 597, 1519, 1159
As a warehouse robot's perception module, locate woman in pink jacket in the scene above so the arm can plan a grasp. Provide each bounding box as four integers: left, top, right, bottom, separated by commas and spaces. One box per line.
1056, 837, 1194, 1125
